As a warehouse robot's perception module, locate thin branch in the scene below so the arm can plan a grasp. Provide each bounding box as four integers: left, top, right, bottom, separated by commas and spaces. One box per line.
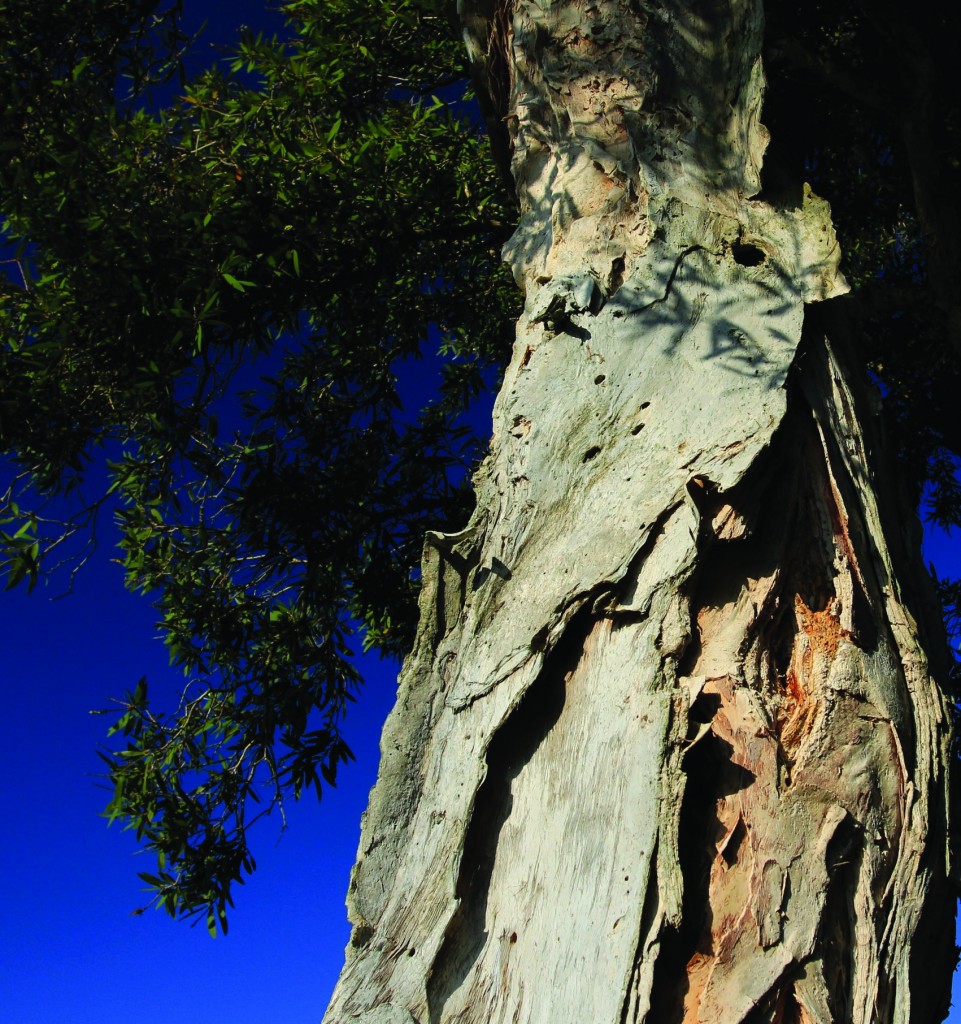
0, 258, 29, 291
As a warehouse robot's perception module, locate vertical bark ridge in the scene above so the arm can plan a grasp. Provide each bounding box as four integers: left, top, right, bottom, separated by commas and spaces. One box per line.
661, 382, 893, 1024
424, 605, 578, 1021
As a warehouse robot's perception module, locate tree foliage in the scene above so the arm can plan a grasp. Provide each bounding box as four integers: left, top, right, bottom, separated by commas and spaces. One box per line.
2, 0, 961, 937
762, 2, 961, 517
0, 0, 518, 933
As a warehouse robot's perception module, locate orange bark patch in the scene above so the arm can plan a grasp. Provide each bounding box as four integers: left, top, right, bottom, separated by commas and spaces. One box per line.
794, 594, 845, 661
779, 669, 818, 762
777, 595, 848, 763
681, 952, 713, 1024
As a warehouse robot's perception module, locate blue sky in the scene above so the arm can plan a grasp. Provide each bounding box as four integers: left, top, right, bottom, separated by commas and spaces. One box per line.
0, 550, 398, 1022
2, 3, 960, 1022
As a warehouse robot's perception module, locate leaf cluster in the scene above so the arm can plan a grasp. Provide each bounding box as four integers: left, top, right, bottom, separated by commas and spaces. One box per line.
0, 0, 519, 931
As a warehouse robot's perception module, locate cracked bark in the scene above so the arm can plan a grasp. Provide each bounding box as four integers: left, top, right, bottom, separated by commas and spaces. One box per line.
321, 2, 954, 1022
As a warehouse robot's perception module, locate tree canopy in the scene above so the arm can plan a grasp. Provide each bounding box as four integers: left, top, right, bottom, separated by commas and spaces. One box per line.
1, 0, 959, 936
0, 0, 518, 934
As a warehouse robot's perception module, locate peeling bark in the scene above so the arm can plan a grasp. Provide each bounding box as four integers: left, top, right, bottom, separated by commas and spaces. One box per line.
322, 2, 954, 1022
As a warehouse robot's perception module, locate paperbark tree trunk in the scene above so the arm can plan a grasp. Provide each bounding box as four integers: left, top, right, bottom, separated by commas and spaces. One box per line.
322, 2, 955, 1021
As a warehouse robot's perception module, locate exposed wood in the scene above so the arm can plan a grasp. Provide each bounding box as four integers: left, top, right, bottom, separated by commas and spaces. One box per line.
322, 2, 954, 1021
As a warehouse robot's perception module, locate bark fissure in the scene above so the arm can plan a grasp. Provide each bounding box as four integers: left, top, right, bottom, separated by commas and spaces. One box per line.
425, 606, 587, 1021
651, 363, 924, 1022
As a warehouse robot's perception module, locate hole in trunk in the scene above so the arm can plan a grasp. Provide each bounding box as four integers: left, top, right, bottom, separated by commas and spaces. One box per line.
610, 254, 625, 294
731, 242, 767, 267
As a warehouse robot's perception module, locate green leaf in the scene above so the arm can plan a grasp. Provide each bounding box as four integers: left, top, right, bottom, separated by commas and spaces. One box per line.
222, 273, 253, 292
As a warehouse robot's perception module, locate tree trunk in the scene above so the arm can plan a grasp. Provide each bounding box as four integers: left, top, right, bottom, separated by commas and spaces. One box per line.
322, 2, 955, 1021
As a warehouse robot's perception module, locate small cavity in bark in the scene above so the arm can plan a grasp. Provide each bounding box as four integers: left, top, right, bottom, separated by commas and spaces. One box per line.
511, 415, 532, 439
609, 254, 625, 294
731, 242, 767, 267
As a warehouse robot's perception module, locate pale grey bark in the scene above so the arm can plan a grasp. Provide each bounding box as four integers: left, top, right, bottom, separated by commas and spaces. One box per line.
322, 2, 954, 1021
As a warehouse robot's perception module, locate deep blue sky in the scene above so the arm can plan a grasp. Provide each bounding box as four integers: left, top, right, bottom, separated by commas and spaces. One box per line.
2, 3, 960, 1022
1, 553, 398, 1023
